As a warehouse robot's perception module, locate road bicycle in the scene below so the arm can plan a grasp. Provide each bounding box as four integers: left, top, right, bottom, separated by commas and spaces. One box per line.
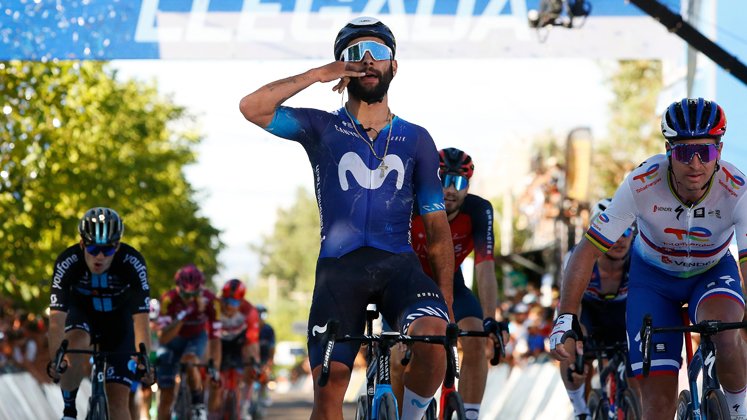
583, 340, 641, 420
422, 321, 507, 420
171, 359, 217, 420
217, 357, 266, 420
641, 314, 747, 420
53, 339, 150, 420
318, 304, 460, 420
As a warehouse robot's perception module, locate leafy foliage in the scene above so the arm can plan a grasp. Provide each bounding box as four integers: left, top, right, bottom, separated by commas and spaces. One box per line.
251, 187, 320, 341
593, 60, 663, 197
0, 61, 223, 312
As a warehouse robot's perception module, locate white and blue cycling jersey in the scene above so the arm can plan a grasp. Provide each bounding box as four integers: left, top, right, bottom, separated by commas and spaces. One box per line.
266, 106, 445, 258
585, 154, 747, 277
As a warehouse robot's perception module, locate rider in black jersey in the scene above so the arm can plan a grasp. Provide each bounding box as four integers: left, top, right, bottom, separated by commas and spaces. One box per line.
47, 207, 153, 420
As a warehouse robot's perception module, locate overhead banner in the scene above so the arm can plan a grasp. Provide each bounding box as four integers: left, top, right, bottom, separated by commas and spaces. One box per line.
1, 0, 682, 60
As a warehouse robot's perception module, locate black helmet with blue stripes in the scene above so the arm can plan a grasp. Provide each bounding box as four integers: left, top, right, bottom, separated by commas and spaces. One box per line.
78, 207, 124, 245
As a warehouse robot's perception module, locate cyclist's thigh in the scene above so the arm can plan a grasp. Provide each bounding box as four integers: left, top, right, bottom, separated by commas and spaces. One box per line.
689, 255, 745, 322
307, 249, 375, 370
98, 311, 137, 388
379, 252, 449, 333
180, 331, 208, 360
452, 270, 483, 322
156, 336, 190, 388
626, 256, 688, 377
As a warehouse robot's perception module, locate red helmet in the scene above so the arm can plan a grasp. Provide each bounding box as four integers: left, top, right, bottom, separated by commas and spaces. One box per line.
222, 279, 246, 301
439, 148, 474, 179
175, 264, 204, 294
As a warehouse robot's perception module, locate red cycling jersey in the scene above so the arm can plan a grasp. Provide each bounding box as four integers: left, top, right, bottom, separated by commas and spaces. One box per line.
220, 300, 260, 344
411, 194, 495, 277
159, 288, 222, 339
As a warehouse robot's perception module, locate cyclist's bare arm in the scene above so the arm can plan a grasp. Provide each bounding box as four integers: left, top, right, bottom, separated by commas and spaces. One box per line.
553, 238, 603, 360
422, 210, 456, 319
238, 61, 367, 128
209, 338, 222, 370
475, 260, 498, 319
48, 310, 67, 360
133, 312, 151, 354
159, 318, 184, 344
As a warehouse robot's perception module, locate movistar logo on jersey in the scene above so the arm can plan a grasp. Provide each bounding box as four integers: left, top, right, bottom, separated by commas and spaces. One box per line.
663, 227, 712, 242
633, 163, 660, 183
338, 152, 404, 191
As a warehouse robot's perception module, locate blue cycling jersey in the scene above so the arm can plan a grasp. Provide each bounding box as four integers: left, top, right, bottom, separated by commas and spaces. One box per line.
266, 106, 445, 258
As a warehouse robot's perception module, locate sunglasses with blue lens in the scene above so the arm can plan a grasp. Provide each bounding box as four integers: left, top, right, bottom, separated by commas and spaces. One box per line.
85, 244, 118, 257
442, 174, 469, 191
340, 41, 393, 62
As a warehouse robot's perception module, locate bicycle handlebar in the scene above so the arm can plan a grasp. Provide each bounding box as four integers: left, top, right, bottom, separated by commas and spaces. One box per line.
317, 320, 461, 387
53, 339, 152, 383
640, 314, 747, 377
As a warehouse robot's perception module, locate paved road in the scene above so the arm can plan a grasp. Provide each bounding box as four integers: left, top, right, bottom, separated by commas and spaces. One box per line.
263, 390, 357, 419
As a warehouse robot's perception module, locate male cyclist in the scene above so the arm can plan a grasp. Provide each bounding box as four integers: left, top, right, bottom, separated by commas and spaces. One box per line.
139, 298, 163, 420
559, 198, 637, 420
404, 147, 506, 420
156, 264, 222, 420
550, 98, 747, 420
207, 279, 260, 419
48, 207, 153, 420
239, 16, 455, 420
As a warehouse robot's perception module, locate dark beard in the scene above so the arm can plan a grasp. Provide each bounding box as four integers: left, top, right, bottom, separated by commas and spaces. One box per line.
347, 64, 394, 104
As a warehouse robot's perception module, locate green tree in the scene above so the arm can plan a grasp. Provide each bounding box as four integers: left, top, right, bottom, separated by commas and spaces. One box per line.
0, 61, 223, 312
252, 187, 320, 341
593, 60, 663, 197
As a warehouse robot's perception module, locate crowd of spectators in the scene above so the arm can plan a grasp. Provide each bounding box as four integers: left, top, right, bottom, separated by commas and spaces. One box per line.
496, 284, 558, 367
0, 297, 51, 383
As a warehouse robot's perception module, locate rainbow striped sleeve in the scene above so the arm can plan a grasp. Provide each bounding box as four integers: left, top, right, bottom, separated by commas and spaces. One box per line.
584, 227, 615, 253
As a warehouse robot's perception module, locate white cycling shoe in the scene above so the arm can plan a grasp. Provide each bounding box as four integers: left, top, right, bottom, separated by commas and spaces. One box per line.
191, 403, 208, 420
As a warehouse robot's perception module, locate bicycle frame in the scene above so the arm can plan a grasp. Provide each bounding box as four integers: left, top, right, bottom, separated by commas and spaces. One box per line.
430, 329, 503, 420
54, 339, 150, 420
318, 306, 460, 420
585, 341, 637, 420
641, 314, 747, 420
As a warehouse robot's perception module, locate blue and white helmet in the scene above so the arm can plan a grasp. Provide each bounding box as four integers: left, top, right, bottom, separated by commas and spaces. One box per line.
78, 207, 124, 245
661, 98, 727, 142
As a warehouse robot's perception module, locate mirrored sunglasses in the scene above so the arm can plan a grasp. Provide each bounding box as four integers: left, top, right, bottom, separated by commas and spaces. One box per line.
85, 244, 117, 257
442, 174, 469, 191
670, 143, 720, 164
340, 41, 393, 62
223, 298, 241, 307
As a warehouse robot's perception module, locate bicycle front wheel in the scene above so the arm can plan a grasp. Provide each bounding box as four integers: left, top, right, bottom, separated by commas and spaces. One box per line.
86, 395, 109, 420
621, 388, 642, 420
376, 393, 399, 420
442, 392, 467, 420
222, 390, 238, 420
587, 389, 609, 420
173, 383, 192, 420
676, 390, 692, 420
702, 389, 730, 420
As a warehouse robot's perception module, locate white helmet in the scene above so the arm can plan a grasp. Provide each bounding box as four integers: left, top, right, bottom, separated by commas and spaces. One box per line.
149, 298, 161, 321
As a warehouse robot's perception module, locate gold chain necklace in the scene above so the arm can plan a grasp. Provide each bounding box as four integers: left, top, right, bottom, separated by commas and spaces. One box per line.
344, 105, 394, 178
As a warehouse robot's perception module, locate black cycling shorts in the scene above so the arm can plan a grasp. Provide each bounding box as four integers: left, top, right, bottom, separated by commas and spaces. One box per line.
64, 305, 136, 387
307, 247, 449, 370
